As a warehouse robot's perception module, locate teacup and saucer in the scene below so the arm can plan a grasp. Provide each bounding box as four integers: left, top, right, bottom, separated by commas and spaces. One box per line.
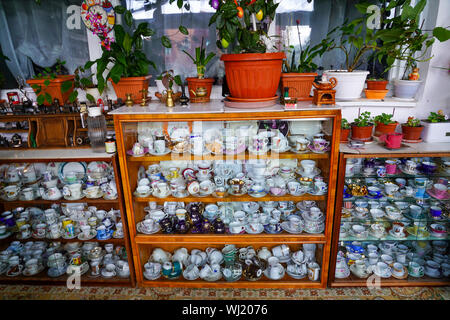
391, 262, 408, 279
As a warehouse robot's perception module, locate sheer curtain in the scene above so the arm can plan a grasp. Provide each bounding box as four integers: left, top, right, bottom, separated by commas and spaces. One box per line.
0, 0, 89, 83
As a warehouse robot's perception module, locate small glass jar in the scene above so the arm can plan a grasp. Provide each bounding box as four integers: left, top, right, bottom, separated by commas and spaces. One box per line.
105, 135, 116, 154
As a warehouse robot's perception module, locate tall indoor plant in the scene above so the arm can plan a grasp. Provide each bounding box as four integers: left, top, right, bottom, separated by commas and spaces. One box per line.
281, 19, 332, 101
183, 37, 216, 102
208, 0, 285, 101
84, 5, 157, 103
376, 0, 450, 99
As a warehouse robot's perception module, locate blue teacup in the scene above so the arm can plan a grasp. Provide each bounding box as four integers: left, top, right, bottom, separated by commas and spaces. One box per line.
430, 206, 442, 218
368, 186, 382, 197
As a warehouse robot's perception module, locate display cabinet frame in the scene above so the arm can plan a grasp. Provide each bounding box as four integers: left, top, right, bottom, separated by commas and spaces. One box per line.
328, 147, 450, 287
112, 103, 342, 288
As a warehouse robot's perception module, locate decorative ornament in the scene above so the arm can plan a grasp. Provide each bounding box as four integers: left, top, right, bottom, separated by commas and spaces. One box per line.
81, 0, 115, 50
408, 67, 420, 81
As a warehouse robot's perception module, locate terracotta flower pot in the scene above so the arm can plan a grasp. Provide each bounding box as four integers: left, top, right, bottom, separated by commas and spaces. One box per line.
27, 75, 75, 106
374, 122, 398, 137
366, 80, 388, 90
364, 89, 388, 99
221, 52, 285, 100
280, 73, 317, 101
109, 75, 151, 103
186, 77, 215, 103
341, 128, 350, 143
351, 124, 374, 141
401, 125, 424, 141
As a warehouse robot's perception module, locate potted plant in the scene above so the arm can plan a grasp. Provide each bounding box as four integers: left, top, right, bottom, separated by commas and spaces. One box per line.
376, 0, 450, 99
208, 0, 285, 101
183, 37, 216, 103
66, 65, 97, 104
281, 19, 332, 101
351, 111, 374, 141
323, 13, 380, 100
401, 116, 423, 141
365, 76, 389, 99
26, 59, 75, 106
373, 113, 398, 136
421, 110, 450, 143
84, 5, 157, 103
341, 118, 351, 143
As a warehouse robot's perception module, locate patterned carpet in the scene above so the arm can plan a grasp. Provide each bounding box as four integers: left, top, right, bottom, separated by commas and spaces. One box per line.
0, 285, 448, 300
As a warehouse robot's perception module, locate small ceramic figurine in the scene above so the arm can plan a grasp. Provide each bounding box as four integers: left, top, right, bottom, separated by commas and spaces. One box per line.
408, 67, 420, 80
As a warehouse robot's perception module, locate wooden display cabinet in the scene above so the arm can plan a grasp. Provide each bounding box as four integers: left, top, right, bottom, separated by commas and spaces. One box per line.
112, 102, 341, 288
328, 144, 450, 287
0, 149, 135, 287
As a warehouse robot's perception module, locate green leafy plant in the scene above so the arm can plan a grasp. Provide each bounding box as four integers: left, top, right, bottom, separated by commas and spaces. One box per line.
182, 37, 216, 78
326, 15, 380, 72
84, 5, 158, 94
31, 59, 73, 105
375, 0, 450, 79
208, 0, 279, 53
156, 70, 182, 91
68, 66, 95, 103
353, 111, 373, 127
284, 20, 333, 73
374, 113, 396, 125
405, 116, 421, 127
341, 118, 351, 130
427, 110, 448, 123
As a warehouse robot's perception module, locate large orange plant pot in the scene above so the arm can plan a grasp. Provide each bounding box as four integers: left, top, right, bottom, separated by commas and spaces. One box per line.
109, 75, 151, 103
374, 122, 398, 137
221, 52, 285, 100
186, 77, 214, 103
351, 124, 374, 141
280, 73, 317, 101
27, 75, 75, 106
401, 125, 424, 141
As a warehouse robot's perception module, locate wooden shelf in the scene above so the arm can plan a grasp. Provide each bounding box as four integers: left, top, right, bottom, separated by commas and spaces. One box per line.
127, 151, 329, 162
135, 234, 326, 244
330, 273, 450, 287
0, 273, 132, 286
141, 276, 322, 288
134, 194, 327, 203
2, 198, 119, 205
0, 129, 29, 133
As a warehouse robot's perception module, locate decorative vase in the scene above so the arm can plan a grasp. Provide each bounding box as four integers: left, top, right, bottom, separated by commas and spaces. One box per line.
221, 52, 285, 100
374, 122, 398, 137
323, 70, 369, 100
393, 79, 422, 99
27, 75, 75, 106
351, 124, 374, 141
186, 77, 214, 103
109, 75, 151, 104
401, 125, 424, 141
280, 73, 317, 101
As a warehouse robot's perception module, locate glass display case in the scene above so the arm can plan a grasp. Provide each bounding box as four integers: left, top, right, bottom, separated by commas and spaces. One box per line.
112, 103, 341, 288
0, 149, 135, 287
329, 145, 449, 287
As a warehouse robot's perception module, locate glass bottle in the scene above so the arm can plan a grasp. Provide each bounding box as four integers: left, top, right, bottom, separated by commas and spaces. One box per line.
86, 107, 107, 153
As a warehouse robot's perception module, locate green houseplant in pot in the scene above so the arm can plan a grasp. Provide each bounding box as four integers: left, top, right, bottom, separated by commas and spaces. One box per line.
183, 37, 216, 103
208, 0, 285, 102
376, 0, 450, 99
420, 110, 450, 143
401, 116, 423, 141
373, 113, 398, 136
26, 59, 75, 106
341, 118, 351, 143
84, 5, 157, 103
324, 12, 380, 100
281, 19, 332, 101
351, 111, 374, 141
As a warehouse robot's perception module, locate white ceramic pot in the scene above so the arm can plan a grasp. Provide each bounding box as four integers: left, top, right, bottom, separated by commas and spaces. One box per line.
323, 70, 369, 100
420, 121, 450, 143
393, 79, 422, 99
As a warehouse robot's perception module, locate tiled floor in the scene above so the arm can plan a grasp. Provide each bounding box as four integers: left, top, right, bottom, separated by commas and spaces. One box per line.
0, 285, 448, 300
